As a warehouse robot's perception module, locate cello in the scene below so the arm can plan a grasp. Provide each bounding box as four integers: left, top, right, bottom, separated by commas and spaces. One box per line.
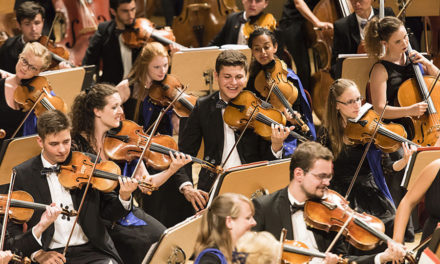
309, 0, 353, 121
172, 0, 238, 47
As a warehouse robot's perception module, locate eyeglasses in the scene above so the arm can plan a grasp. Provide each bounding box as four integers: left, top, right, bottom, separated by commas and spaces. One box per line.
306, 171, 333, 181
336, 96, 364, 106
19, 56, 40, 72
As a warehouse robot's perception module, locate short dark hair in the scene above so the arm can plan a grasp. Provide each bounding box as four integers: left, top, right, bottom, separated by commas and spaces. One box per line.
215, 50, 248, 74
37, 110, 71, 140
289, 141, 333, 181
109, 0, 133, 10
16, 1, 45, 24
248, 27, 277, 49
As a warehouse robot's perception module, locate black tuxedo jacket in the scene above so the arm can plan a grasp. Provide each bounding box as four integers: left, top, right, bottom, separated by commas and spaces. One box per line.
8, 155, 129, 263
0, 35, 24, 74
331, 8, 395, 78
82, 20, 140, 85
252, 187, 376, 264
208, 12, 244, 46
176, 91, 277, 191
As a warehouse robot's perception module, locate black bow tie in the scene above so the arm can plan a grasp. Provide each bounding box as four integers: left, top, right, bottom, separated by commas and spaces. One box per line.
216, 99, 228, 109
290, 203, 304, 214
41, 166, 60, 176
360, 20, 368, 29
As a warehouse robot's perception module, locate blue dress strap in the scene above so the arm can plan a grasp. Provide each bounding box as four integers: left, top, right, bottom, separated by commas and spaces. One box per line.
194, 248, 227, 264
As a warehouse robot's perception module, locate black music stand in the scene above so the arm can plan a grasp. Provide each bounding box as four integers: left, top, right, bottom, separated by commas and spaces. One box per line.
81, 65, 96, 91
401, 147, 440, 190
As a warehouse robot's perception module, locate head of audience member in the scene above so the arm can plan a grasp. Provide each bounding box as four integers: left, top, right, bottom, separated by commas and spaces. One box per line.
70, 83, 123, 147
37, 110, 71, 164
323, 79, 362, 158
242, 0, 269, 17
127, 42, 169, 87
364, 16, 407, 58
248, 27, 278, 67
194, 193, 256, 263
16, 42, 51, 80
351, 0, 373, 19
215, 50, 248, 102
16, 1, 45, 42
235, 231, 281, 264
109, 0, 136, 28
289, 141, 333, 202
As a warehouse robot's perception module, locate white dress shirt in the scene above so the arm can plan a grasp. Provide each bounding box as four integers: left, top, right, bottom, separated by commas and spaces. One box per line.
119, 34, 133, 78
356, 7, 375, 40
237, 12, 248, 45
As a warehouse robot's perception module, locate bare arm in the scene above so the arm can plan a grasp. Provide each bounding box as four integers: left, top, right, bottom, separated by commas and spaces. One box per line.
393, 159, 440, 243
293, 0, 333, 29
116, 79, 131, 103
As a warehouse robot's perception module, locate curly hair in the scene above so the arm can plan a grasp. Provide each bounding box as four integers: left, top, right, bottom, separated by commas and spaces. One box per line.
364, 16, 403, 58
70, 83, 118, 147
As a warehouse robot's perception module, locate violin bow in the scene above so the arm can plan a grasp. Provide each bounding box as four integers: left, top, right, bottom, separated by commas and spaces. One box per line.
0, 169, 17, 250
63, 148, 102, 256
344, 103, 388, 200
426, 66, 440, 102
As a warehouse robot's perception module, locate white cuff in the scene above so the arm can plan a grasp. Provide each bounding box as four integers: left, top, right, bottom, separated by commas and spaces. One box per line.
118, 195, 132, 210
31, 226, 43, 245
179, 182, 193, 193
375, 252, 384, 264
271, 147, 283, 159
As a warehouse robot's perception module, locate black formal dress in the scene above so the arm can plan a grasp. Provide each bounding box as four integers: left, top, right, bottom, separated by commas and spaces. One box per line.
252, 187, 377, 263
0, 78, 27, 144
176, 91, 278, 192
71, 134, 166, 263
8, 154, 129, 263
0, 35, 24, 74
82, 20, 141, 85
422, 168, 440, 240
331, 8, 395, 78
208, 12, 245, 46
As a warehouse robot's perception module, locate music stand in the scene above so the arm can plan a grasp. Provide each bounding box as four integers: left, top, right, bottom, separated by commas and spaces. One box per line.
209, 159, 291, 203
418, 226, 440, 263
340, 55, 377, 98
401, 147, 440, 190
142, 214, 203, 264
171, 46, 252, 95
373, 0, 440, 17
40, 67, 85, 109
81, 65, 96, 91
0, 135, 41, 185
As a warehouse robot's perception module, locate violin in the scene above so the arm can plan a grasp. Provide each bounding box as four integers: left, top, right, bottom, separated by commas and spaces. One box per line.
58, 151, 157, 193
104, 120, 218, 172
0, 190, 77, 223
223, 90, 308, 142
149, 74, 197, 118
397, 43, 440, 146
121, 18, 186, 50
345, 103, 419, 153
38, 35, 73, 69
254, 59, 310, 133
14, 76, 68, 117
243, 13, 277, 40
282, 240, 348, 264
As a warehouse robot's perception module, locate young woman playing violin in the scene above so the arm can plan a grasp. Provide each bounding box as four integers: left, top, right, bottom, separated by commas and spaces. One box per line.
246, 27, 315, 156
117, 41, 181, 135
70, 83, 191, 263
393, 158, 440, 244
193, 193, 256, 264
1, 42, 51, 143
319, 79, 415, 246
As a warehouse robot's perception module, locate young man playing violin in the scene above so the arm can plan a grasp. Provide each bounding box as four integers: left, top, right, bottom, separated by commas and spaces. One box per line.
177, 50, 292, 212
82, 0, 140, 85
7, 110, 138, 264
252, 141, 407, 264
208, 0, 272, 46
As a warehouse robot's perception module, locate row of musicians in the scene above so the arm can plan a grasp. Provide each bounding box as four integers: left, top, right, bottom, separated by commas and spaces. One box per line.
0, 31, 439, 263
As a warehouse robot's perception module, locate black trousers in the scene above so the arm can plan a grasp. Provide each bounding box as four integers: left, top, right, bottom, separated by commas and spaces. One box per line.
53, 243, 117, 264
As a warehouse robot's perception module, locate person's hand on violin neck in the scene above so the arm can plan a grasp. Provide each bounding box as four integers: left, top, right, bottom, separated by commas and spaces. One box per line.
33, 250, 66, 264
118, 176, 138, 201
379, 240, 406, 264
323, 252, 341, 264
270, 123, 294, 153
168, 151, 192, 174
33, 203, 62, 239
182, 185, 209, 212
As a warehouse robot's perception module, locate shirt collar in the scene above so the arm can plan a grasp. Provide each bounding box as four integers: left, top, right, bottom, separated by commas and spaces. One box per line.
355, 7, 374, 26
287, 189, 305, 206
41, 152, 57, 168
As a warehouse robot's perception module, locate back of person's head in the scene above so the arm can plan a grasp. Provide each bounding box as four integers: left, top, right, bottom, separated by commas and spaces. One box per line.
289, 141, 333, 181
16, 1, 45, 24
195, 193, 254, 263
109, 0, 133, 10
128, 42, 169, 85
20, 42, 52, 71
215, 50, 248, 74
235, 231, 281, 264
364, 16, 404, 58
247, 27, 277, 49
70, 83, 118, 140
37, 110, 70, 140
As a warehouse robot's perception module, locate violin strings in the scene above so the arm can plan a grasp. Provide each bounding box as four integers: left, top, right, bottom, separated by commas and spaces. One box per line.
178, 97, 194, 111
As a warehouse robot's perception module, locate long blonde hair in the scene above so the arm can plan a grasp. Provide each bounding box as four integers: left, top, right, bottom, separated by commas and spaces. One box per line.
322, 79, 358, 159
126, 42, 169, 87
194, 193, 254, 263
364, 16, 404, 59
235, 231, 281, 264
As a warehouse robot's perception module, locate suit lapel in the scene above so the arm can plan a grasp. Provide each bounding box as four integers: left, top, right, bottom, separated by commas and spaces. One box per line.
34, 158, 52, 206
277, 188, 294, 240
348, 13, 361, 47
210, 93, 225, 161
